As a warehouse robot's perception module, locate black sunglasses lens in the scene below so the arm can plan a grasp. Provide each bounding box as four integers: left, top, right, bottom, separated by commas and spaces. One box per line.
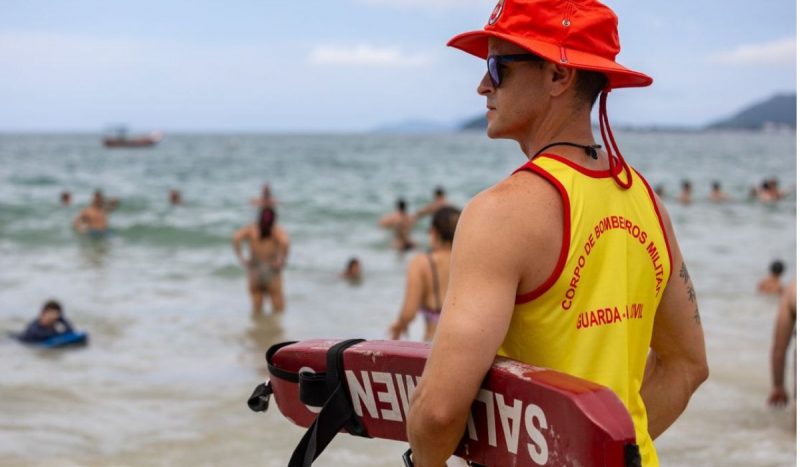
487, 56, 501, 87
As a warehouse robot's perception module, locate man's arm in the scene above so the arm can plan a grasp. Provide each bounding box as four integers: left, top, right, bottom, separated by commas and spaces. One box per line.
389, 255, 426, 339
379, 212, 398, 228
407, 176, 560, 466
640, 198, 709, 439
768, 281, 796, 407
414, 201, 437, 220
73, 209, 89, 232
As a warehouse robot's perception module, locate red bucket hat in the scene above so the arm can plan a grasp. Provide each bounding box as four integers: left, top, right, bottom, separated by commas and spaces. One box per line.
448, 0, 648, 189
447, 0, 652, 89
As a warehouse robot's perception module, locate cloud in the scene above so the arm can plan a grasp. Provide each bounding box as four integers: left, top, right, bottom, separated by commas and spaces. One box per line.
711, 37, 796, 66
308, 44, 431, 67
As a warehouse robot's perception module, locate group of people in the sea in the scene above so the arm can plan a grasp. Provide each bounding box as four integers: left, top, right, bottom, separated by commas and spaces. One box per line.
228, 182, 462, 343
653, 177, 790, 205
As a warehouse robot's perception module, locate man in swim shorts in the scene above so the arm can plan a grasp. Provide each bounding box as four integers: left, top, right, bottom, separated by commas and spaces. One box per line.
73, 190, 119, 236
232, 207, 290, 314
406, 2, 708, 466
379, 198, 416, 251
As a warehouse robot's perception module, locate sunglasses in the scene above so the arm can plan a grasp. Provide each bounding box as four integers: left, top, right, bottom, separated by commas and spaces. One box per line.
487, 54, 544, 88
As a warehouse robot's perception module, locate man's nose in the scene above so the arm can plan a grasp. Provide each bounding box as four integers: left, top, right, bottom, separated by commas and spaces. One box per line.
477, 72, 494, 96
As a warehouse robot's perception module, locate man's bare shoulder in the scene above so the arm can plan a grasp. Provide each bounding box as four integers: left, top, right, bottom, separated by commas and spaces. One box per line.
456, 173, 563, 270
464, 172, 562, 232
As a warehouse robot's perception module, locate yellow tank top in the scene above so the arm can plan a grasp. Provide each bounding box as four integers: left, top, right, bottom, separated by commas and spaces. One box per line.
499, 154, 672, 467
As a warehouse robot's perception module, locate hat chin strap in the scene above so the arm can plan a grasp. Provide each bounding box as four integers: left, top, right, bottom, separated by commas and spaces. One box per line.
599, 90, 633, 190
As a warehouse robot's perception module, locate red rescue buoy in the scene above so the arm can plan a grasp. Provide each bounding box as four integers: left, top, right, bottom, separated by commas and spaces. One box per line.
250, 339, 639, 466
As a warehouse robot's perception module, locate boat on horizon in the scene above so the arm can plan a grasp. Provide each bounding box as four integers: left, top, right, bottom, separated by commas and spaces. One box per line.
102, 127, 163, 148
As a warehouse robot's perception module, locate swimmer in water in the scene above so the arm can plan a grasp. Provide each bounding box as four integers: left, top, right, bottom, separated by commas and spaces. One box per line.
341, 257, 363, 284
232, 207, 290, 314
251, 184, 278, 209
678, 179, 692, 205
169, 189, 183, 205
73, 190, 118, 236
60, 191, 72, 206
19, 300, 74, 343
758, 260, 786, 295
709, 181, 729, 203
388, 207, 460, 342
379, 198, 416, 251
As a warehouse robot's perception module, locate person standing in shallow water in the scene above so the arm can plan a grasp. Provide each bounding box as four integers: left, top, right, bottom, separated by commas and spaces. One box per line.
414, 186, 451, 221
406, 2, 708, 466
232, 207, 290, 314
73, 190, 119, 236
379, 198, 416, 251
767, 280, 796, 407
389, 207, 460, 342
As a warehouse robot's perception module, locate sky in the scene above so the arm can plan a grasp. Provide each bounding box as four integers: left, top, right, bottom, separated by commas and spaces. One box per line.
0, 0, 796, 132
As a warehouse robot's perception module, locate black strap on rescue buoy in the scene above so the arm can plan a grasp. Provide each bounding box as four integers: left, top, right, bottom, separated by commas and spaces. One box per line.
248, 341, 299, 413
625, 443, 642, 467
287, 338, 368, 467
248, 339, 369, 466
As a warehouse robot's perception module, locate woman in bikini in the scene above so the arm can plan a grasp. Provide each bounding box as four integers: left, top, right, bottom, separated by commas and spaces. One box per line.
389, 206, 460, 342
232, 207, 290, 314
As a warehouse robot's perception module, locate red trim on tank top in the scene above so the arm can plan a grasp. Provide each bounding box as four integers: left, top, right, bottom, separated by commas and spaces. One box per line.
636, 170, 674, 282
512, 162, 571, 305
534, 153, 623, 179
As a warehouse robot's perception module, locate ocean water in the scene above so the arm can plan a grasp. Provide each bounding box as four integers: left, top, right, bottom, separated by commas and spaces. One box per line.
0, 131, 795, 466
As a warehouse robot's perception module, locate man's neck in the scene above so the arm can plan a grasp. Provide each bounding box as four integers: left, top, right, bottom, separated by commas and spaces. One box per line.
518, 107, 598, 163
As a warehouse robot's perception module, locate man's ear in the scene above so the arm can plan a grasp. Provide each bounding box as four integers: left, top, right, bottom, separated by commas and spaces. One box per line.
548, 63, 578, 98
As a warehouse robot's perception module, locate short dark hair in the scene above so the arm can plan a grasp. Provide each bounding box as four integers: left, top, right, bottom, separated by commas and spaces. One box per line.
41, 300, 63, 315
574, 70, 608, 108
397, 198, 407, 213
431, 207, 461, 243
434, 186, 445, 197
770, 260, 785, 276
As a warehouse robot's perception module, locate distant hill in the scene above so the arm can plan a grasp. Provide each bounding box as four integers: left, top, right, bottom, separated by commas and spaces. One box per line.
458, 93, 797, 132
707, 93, 796, 130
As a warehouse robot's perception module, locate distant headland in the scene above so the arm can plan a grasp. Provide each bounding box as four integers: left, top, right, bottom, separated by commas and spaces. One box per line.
457, 92, 796, 132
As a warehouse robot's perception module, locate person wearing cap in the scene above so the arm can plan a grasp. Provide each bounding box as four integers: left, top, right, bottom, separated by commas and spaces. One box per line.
406, 1, 708, 466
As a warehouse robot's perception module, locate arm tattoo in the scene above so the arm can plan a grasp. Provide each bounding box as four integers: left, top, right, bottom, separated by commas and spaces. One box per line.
680, 262, 690, 283
680, 262, 701, 324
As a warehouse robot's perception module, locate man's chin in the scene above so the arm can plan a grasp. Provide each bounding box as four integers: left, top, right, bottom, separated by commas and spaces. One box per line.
486, 122, 504, 139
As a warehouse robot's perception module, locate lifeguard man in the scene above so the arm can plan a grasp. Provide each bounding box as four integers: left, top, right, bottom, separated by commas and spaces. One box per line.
407, 1, 709, 466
